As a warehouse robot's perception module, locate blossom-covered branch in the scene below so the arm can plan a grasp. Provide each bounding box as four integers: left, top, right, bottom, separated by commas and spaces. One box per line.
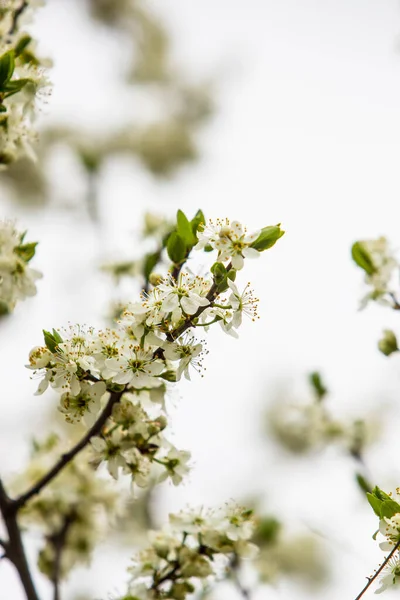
0, 219, 41, 313
0, 0, 51, 165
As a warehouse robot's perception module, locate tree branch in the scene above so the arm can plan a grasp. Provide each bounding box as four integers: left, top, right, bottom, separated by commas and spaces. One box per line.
230, 555, 251, 599
12, 389, 123, 511
9, 0, 29, 35
0, 480, 39, 600
50, 514, 74, 600
354, 540, 400, 600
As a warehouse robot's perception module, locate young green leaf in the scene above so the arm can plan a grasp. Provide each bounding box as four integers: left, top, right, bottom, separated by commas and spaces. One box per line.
14, 241, 37, 263
0, 50, 15, 89
167, 232, 186, 264
3, 78, 30, 98
211, 262, 227, 286
177, 209, 196, 247
309, 371, 328, 401
355, 473, 372, 494
190, 209, 205, 237
43, 330, 61, 353
351, 241, 376, 276
14, 35, 32, 57
367, 487, 400, 519
250, 225, 284, 252
143, 251, 160, 280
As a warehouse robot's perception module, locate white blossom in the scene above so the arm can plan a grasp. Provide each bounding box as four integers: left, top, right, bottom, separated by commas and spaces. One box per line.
0, 219, 41, 312
227, 279, 259, 327
158, 273, 209, 325
195, 218, 260, 270
58, 380, 107, 426
163, 333, 205, 380
103, 343, 164, 388
376, 553, 400, 594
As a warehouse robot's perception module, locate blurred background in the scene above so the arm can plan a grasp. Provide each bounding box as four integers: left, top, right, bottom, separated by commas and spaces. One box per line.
2, 0, 400, 598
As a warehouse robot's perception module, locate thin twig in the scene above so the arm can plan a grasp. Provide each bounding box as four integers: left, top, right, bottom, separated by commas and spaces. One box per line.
50, 515, 74, 600
0, 480, 39, 600
230, 556, 251, 599
354, 540, 400, 600
12, 390, 123, 511
9, 0, 28, 35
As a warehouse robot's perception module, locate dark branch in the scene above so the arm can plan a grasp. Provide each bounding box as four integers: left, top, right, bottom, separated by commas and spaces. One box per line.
12, 390, 123, 511
0, 480, 39, 600
9, 1, 29, 35
230, 555, 251, 599
354, 540, 400, 600
50, 515, 74, 600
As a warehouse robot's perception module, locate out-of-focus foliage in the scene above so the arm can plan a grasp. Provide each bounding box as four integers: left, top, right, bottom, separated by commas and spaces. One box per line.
0, 0, 214, 209
267, 373, 380, 459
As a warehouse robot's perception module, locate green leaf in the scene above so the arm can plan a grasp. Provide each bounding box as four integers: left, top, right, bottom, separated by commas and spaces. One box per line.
381, 500, 400, 519
177, 209, 196, 247
0, 50, 15, 89
366, 493, 382, 517
159, 370, 177, 382
43, 329, 63, 353
356, 473, 372, 494
167, 232, 186, 264
367, 487, 400, 519
351, 241, 376, 276
52, 329, 63, 344
378, 330, 398, 357
254, 517, 281, 545
250, 225, 285, 252
3, 78, 30, 98
14, 35, 32, 57
14, 241, 37, 263
190, 209, 205, 236
143, 251, 160, 280
0, 104, 7, 113
211, 262, 227, 286
309, 371, 328, 401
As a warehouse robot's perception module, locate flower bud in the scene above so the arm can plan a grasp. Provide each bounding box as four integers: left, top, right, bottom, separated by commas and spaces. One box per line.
378, 329, 398, 356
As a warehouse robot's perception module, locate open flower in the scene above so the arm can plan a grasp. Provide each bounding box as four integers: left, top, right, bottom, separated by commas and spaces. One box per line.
59, 381, 107, 426
228, 280, 259, 327
90, 429, 127, 479
158, 273, 209, 324
376, 553, 400, 594
159, 447, 191, 485
163, 333, 205, 380
103, 344, 164, 388
379, 514, 400, 551
195, 218, 260, 269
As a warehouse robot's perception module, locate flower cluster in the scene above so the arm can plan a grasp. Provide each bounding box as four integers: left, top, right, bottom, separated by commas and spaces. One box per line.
0, 218, 41, 313
0, 1, 51, 165
252, 515, 328, 587
90, 397, 191, 486
267, 374, 379, 458
122, 504, 258, 600
26, 215, 284, 494
195, 218, 261, 270
10, 434, 120, 580
352, 237, 399, 308
367, 487, 400, 594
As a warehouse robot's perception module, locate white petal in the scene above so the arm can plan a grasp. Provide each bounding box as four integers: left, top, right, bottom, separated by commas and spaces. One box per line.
232, 254, 244, 270
243, 247, 260, 259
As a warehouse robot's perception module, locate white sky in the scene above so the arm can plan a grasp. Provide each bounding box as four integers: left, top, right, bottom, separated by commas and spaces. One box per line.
3, 0, 400, 598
